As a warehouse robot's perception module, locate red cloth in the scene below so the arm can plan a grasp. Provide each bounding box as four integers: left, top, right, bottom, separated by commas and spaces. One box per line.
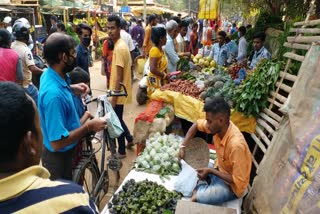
134, 100, 163, 123
0, 48, 19, 82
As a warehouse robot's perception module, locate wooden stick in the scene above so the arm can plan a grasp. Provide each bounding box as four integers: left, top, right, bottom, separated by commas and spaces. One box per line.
279, 71, 298, 82
283, 52, 305, 62
287, 36, 320, 43
255, 126, 271, 146
283, 42, 310, 50
267, 98, 282, 108
251, 133, 267, 153
263, 109, 282, 123
270, 91, 287, 103
257, 118, 275, 135
290, 28, 320, 34
259, 113, 279, 129
275, 82, 292, 93
294, 19, 320, 27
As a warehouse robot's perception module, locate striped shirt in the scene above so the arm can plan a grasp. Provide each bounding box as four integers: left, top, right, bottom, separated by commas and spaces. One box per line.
0, 166, 98, 213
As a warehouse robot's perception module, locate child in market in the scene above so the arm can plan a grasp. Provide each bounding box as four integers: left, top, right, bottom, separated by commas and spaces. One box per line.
69, 66, 93, 123
69, 67, 94, 170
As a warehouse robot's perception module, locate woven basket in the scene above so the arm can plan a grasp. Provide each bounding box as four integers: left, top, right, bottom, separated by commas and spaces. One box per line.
184, 137, 210, 169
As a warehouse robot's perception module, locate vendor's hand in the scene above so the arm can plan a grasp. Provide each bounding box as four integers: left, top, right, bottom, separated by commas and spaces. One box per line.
71, 83, 90, 96
86, 118, 107, 132
178, 147, 185, 160
196, 168, 210, 180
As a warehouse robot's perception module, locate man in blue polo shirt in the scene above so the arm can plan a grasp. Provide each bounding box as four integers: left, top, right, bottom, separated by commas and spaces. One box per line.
39, 32, 106, 180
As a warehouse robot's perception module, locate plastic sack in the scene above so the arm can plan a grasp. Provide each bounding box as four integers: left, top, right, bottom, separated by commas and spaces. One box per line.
94, 95, 124, 139
174, 160, 198, 197
104, 101, 124, 138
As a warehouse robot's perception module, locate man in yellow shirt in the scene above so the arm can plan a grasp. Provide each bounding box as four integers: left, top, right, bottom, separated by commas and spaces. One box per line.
107, 15, 133, 158
143, 14, 158, 56
180, 97, 252, 205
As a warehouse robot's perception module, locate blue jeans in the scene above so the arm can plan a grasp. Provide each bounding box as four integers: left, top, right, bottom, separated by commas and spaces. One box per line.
196, 174, 237, 205
25, 84, 39, 104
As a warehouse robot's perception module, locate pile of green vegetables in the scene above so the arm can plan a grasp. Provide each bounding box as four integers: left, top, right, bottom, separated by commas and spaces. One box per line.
135, 133, 182, 178
233, 59, 282, 117
108, 179, 182, 214
200, 70, 236, 107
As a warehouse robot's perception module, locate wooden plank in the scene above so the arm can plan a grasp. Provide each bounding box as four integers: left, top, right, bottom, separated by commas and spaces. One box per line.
252, 155, 259, 169
270, 91, 287, 103
283, 42, 311, 50
251, 133, 267, 153
290, 28, 320, 34
287, 36, 320, 43
257, 118, 275, 135
260, 112, 280, 128
279, 71, 298, 82
263, 109, 282, 122
275, 82, 292, 93
283, 52, 305, 62
256, 125, 271, 146
175, 200, 237, 214
267, 98, 282, 109
294, 19, 320, 27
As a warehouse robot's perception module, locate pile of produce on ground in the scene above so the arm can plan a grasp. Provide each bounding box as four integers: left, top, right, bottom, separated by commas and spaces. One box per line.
135, 133, 182, 177
191, 54, 217, 68
108, 179, 182, 214
161, 79, 203, 99
233, 59, 282, 117
200, 70, 236, 107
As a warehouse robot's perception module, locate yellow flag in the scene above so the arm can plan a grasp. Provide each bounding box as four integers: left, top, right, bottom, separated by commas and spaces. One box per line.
198, 0, 219, 19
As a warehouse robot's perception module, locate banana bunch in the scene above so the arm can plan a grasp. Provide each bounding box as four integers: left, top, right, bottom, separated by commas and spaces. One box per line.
98, 18, 107, 28
73, 18, 88, 25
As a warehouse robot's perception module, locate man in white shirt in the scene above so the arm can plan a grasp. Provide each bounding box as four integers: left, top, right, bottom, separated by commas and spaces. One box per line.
176, 20, 189, 53
236, 26, 248, 63
11, 21, 43, 103
3, 16, 12, 33
120, 19, 135, 66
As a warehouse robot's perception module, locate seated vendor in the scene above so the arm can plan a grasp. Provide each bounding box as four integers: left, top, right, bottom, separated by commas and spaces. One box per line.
234, 32, 271, 84
209, 31, 229, 66
248, 31, 271, 70
179, 97, 252, 205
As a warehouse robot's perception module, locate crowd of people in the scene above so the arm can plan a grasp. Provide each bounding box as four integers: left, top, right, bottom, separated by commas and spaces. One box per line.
0, 12, 272, 211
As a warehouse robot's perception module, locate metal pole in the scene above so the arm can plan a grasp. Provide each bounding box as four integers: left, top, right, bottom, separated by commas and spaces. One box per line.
143, 0, 146, 24
189, 0, 191, 16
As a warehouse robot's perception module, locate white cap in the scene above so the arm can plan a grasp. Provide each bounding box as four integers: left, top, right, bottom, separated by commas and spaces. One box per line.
3, 16, 11, 24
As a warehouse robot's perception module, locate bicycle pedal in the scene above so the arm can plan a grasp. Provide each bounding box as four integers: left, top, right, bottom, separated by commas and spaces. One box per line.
108, 157, 123, 171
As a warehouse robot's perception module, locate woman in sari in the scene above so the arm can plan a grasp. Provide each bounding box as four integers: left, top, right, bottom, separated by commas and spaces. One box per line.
147, 27, 169, 97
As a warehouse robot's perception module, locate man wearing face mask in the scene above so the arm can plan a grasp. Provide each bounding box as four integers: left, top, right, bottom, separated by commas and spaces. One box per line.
38, 33, 106, 180
75, 23, 92, 74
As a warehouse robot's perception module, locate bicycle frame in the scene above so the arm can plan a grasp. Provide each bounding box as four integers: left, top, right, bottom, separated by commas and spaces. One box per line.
84, 83, 127, 202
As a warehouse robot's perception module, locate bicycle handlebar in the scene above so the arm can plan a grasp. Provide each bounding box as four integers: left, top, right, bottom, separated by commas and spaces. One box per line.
84, 83, 128, 105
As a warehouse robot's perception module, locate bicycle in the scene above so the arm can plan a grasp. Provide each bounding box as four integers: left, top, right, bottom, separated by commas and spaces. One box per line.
72, 83, 128, 207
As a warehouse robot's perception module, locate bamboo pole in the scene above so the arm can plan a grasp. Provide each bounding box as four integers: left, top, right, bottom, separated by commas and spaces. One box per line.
283, 42, 310, 50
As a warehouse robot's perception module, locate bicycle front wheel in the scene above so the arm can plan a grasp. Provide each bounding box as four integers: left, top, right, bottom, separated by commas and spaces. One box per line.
73, 158, 102, 205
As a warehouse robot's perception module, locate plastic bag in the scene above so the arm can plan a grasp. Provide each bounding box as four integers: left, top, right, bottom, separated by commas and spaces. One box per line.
104, 100, 124, 138
174, 160, 198, 197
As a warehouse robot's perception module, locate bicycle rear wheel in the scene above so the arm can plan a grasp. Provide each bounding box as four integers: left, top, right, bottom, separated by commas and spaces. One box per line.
73, 158, 103, 206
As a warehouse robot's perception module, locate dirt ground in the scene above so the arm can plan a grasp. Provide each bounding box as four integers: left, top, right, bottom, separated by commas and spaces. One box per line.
89, 60, 145, 210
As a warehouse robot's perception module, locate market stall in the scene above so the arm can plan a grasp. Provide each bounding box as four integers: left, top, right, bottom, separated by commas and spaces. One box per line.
102, 133, 242, 214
